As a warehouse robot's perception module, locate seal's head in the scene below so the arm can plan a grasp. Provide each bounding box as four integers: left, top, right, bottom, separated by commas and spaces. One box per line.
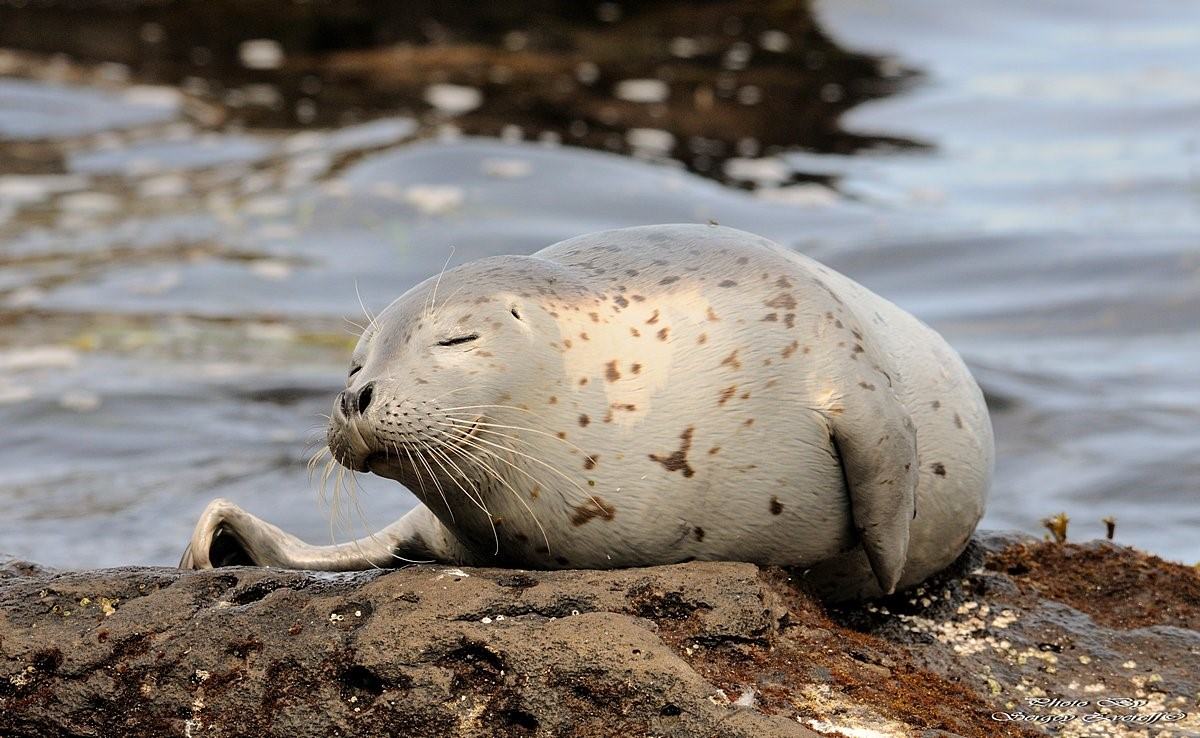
326, 256, 578, 481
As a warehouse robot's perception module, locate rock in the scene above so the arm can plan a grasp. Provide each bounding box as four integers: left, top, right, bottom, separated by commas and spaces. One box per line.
1, 535, 1198, 737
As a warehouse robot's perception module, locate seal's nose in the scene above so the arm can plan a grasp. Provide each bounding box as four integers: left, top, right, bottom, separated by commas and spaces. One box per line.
340, 382, 375, 416
356, 382, 375, 413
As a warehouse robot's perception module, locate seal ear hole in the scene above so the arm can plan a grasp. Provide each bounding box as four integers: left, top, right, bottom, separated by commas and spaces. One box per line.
510, 306, 522, 321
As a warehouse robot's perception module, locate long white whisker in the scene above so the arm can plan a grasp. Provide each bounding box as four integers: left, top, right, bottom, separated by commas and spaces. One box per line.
431, 429, 551, 555
354, 279, 379, 332
433, 420, 608, 518
440, 414, 595, 457
398, 441, 454, 523
417, 436, 499, 554
426, 245, 456, 319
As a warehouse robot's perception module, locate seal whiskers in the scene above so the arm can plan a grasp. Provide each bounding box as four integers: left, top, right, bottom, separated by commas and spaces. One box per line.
436, 418, 608, 513
431, 425, 554, 554
414, 435, 500, 554
427, 429, 552, 556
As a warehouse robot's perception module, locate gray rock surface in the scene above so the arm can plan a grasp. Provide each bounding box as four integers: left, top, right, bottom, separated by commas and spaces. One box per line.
2, 535, 1198, 738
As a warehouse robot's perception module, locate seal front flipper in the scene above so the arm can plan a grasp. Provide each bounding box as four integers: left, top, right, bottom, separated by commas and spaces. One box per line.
179, 499, 464, 571
826, 385, 919, 595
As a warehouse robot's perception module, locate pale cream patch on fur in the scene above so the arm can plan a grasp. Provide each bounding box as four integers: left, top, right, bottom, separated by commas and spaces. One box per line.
552, 288, 715, 428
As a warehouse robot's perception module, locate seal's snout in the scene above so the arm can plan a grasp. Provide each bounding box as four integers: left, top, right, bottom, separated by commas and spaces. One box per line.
338, 382, 375, 417
327, 384, 379, 473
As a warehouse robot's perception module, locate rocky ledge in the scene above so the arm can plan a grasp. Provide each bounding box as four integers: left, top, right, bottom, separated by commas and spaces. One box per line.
1, 533, 1198, 738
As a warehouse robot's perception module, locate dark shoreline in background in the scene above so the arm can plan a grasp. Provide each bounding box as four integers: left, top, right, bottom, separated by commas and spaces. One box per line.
2, 532, 1198, 737
0, 0, 920, 182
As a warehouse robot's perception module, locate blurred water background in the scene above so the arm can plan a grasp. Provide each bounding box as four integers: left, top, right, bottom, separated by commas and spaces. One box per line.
0, 0, 1196, 568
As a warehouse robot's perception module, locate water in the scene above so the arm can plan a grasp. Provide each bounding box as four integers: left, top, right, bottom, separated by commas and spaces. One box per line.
1, 0, 1197, 568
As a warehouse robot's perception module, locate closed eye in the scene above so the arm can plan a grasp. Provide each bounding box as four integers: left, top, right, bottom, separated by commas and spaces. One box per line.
348, 365, 362, 378
437, 334, 479, 347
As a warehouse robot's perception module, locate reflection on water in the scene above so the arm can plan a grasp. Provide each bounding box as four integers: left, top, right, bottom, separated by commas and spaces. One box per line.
0, 0, 1197, 567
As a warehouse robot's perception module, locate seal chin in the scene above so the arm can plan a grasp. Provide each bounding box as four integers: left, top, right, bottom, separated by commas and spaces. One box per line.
327, 418, 376, 473
365, 452, 400, 476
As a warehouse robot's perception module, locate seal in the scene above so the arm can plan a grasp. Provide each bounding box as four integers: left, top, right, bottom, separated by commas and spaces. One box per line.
180, 224, 993, 600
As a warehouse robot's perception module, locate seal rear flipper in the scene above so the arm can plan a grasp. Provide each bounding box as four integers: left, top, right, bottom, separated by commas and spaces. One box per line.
827, 395, 919, 595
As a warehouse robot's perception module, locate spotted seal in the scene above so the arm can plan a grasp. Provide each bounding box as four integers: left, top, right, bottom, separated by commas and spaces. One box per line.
180, 224, 992, 600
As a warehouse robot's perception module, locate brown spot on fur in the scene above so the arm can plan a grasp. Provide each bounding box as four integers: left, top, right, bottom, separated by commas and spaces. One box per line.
932, 463, 947, 477
706, 307, 720, 321
770, 497, 783, 515
782, 340, 800, 358
579, 414, 590, 427
630, 327, 641, 337
583, 455, 599, 470
931, 400, 941, 410
740, 391, 751, 400
657, 326, 670, 341
646, 310, 660, 325
530, 485, 541, 500
708, 446, 720, 455
765, 293, 797, 310
775, 276, 793, 288
630, 363, 642, 374
852, 329, 863, 340
736, 256, 749, 265
719, 279, 737, 287
579, 332, 590, 341
605, 360, 621, 382
720, 350, 742, 370
859, 381, 876, 391
563, 339, 573, 348
626, 269, 640, 277
853, 344, 864, 354
571, 497, 616, 526
659, 276, 680, 285
954, 413, 964, 429
649, 427, 695, 478
579, 377, 589, 386
556, 432, 567, 440
697, 333, 708, 345
743, 418, 755, 427
693, 527, 705, 542
614, 295, 629, 308
784, 313, 795, 328
549, 396, 558, 404
589, 312, 600, 323
631, 294, 645, 302
476, 350, 493, 357
762, 313, 778, 322
718, 386, 737, 405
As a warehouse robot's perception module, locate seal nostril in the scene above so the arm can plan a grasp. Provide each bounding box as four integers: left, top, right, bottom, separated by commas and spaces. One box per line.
356, 382, 375, 413
339, 389, 354, 416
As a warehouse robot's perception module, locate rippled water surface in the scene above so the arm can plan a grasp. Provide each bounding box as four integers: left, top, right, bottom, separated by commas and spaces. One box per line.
1, 0, 1197, 567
